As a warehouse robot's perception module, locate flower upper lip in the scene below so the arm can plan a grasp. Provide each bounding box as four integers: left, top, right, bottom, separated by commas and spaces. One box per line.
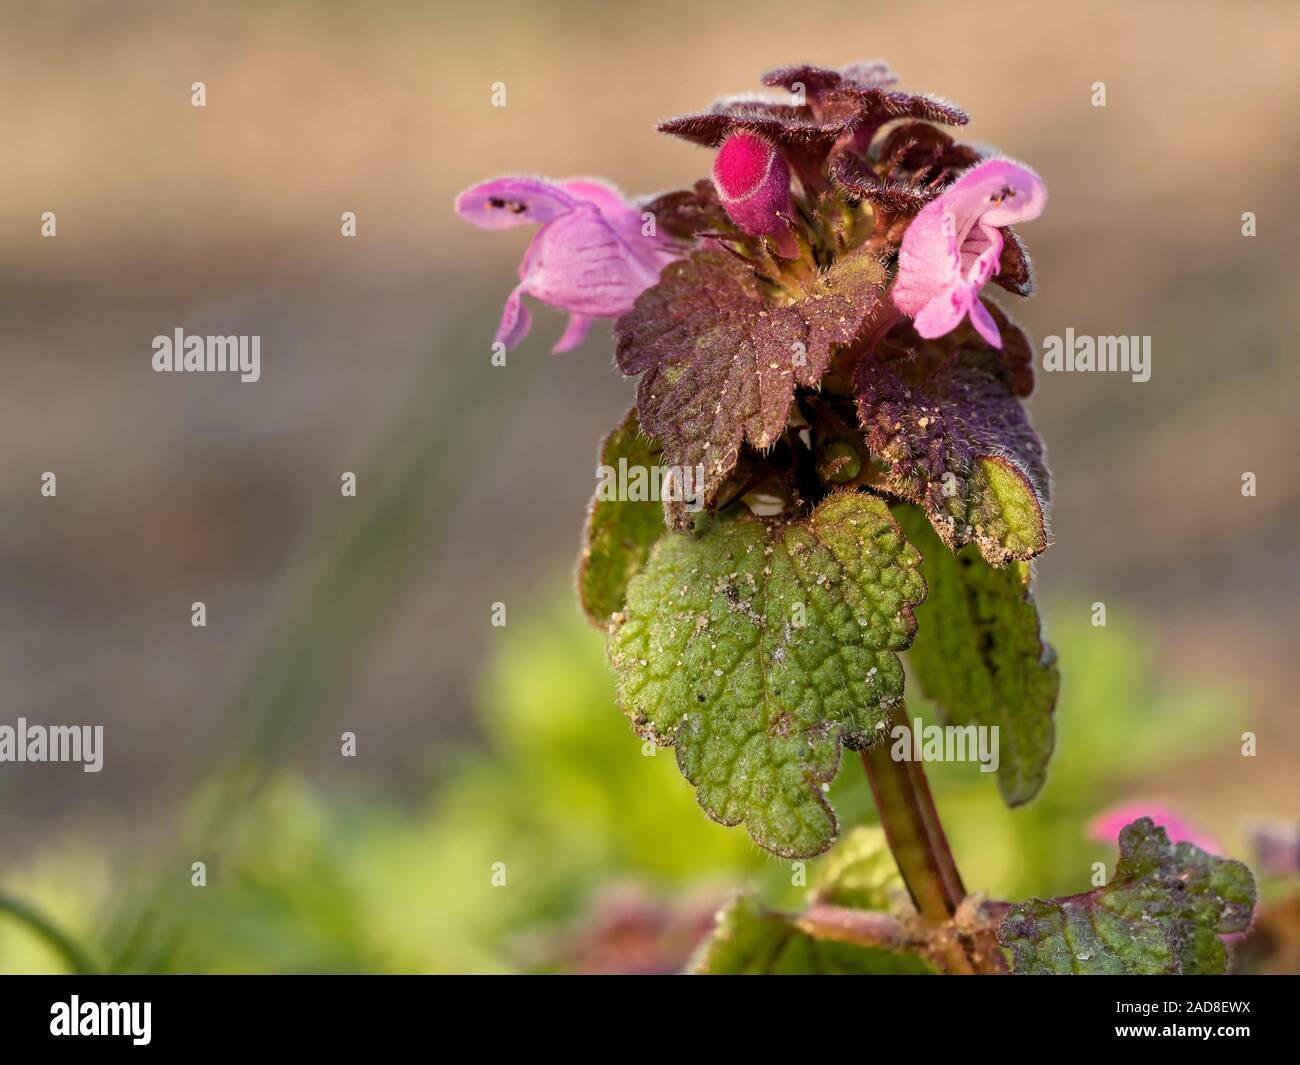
891, 157, 1046, 349
455, 176, 680, 354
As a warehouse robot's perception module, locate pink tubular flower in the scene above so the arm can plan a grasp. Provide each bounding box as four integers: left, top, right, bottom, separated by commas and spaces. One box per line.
892, 158, 1046, 348
711, 131, 798, 259
1088, 803, 1222, 855
455, 176, 679, 353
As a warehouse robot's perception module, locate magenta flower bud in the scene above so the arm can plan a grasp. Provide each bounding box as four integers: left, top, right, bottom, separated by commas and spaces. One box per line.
711, 131, 799, 259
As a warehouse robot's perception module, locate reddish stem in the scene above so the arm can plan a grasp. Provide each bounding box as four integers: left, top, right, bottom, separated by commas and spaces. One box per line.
860, 704, 966, 924
861, 704, 1014, 974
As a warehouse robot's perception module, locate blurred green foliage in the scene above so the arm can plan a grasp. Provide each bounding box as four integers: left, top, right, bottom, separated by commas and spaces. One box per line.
0, 589, 1249, 973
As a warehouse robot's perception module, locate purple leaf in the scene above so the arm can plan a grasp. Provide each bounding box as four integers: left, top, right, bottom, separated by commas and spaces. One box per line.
616, 247, 887, 528
855, 312, 1049, 564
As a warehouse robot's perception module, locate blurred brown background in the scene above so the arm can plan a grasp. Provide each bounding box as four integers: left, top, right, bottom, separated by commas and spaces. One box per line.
1, 0, 1297, 860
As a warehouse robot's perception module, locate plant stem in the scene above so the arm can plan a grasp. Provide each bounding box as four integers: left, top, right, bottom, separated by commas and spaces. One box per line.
860, 704, 966, 923
795, 904, 908, 951
861, 704, 1015, 974
797, 903, 981, 976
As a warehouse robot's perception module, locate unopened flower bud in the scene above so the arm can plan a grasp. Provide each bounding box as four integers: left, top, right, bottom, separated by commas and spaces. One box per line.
712, 131, 799, 259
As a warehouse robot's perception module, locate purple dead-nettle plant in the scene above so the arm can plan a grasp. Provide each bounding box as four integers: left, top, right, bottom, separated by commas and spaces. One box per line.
457, 60, 1256, 975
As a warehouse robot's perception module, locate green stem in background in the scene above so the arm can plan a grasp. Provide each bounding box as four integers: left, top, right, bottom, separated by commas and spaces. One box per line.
102, 322, 533, 972
0, 889, 98, 974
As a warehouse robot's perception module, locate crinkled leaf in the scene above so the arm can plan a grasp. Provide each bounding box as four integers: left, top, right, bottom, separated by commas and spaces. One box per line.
999, 818, 1257, 975
831, 152, 933, 214
825, 87, 967, 129
639, 180, 734, 241
608, 492, 925, 858
752, 62, 966, 132
578, 407, 667, 626
893, 503, 1058, 805
856, 317, 1049, 565
660, 63, 965, 192
994, 227, 1035, 297
762, 61, 899, 95
872, 122, 980, 189
617, 248, 886, 529
658, 103, 831, 148
821, 88, 967, 158
985, 301, 1037, 397
690, 894, 935, 974
659, 104, 850, 191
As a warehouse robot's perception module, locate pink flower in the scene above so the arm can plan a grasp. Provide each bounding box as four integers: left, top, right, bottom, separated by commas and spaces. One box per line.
711, 132, 798, 259
455, 176, 680, 353
892, 158, 1046, 348
1088, 803, 1222, 855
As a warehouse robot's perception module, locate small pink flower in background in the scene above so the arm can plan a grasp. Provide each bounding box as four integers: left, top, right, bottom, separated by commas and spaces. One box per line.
892, 157, 1046, 348
1089, 803, 1222, 855
455, 176, 680, 353
711, 131, 798, 259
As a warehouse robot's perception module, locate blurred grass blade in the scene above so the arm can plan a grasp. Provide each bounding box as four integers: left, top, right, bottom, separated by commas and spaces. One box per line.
0, 889, 99, 974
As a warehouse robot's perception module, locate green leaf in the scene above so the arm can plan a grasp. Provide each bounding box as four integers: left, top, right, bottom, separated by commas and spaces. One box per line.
893, 503, 1058, 805
608, 491, 926, 858
964, 455, 1048, 563
855, 314, 1049, 565
578, 407, 668, 626
998, 818, 1257, 974
616, 247, 886, 529
811, 825, 906, 911
690, 894, 936, 975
